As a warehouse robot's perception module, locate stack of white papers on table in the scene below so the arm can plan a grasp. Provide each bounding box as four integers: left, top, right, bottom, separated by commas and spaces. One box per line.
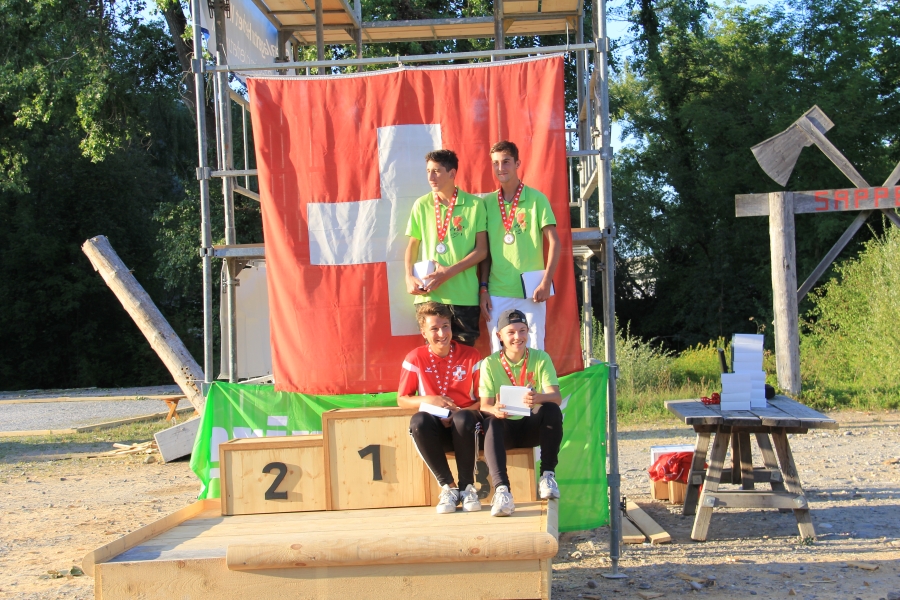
730, 333, 767, 408
720, 373, 752, 411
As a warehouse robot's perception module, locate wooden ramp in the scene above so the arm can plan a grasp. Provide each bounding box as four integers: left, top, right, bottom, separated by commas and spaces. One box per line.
85, 498, 559, 599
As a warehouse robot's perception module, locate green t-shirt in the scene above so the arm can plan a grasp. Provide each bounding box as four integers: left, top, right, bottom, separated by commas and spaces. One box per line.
485, 185, 557, 298
405, 189, 487, 306
478, 348, 559, 401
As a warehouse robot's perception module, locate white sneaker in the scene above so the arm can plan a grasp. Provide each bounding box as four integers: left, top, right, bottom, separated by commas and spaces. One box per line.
436, 485, 459, 514
539, 471, 560, 499
490, 485, 515, 517
460, 484, 481, 512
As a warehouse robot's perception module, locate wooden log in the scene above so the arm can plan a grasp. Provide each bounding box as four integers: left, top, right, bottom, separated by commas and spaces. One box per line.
768, 192, 801, 395
226, 531, 558, 570
82, 236, 205, 412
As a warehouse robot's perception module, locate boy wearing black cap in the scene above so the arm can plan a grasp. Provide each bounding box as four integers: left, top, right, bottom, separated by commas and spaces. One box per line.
479, 308, 563, 517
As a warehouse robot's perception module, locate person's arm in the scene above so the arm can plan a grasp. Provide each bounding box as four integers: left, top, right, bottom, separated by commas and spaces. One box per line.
478, 253, 492, 321
533, 225, 559, 303
404, 237, 427, 295
397, 393, 460, 411
423, 231, 488, 291
480, 395, 508, 419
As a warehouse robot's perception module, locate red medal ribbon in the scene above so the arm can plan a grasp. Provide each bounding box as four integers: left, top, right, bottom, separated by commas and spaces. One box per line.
497, 182, 525, 236
500, 348, 529, 387
428, 342, 455, 397
433, 188, 459, 244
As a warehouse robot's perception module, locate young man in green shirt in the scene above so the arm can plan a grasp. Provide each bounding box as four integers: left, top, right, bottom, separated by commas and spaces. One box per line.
479, 140, 560, 352
479, 309, 563, 517
405, 149, 488, 345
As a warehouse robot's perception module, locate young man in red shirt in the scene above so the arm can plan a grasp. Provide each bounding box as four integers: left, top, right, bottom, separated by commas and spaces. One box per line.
397, 302, 484, 513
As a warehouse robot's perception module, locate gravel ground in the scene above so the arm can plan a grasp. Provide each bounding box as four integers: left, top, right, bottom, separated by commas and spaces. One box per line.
0, 399, 178, 432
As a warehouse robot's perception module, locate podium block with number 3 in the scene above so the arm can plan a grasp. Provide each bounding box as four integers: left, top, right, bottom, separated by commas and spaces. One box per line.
322, 407, 431, 510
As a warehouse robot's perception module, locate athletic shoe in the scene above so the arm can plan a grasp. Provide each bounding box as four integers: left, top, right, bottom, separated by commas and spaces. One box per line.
490, 485, 515, 517
460, 484, 481, 512
539, 471, 561, 499
436, 485, 459, 514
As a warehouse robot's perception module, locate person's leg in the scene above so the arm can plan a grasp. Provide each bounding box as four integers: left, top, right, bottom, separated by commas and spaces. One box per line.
449, 305, 481, 346
487, 296, 519, 352
482, 413, 519, 489
512, 403, 563, 473
409, 412, 455, 487
449, 410, 481, 489
525, 300, 547, 351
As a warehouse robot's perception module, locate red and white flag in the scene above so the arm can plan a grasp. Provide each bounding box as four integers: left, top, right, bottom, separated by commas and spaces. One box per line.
248, 56, 582, 395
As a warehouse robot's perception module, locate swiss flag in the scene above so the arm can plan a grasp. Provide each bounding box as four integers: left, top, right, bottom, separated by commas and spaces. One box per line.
247, 56, 582, 395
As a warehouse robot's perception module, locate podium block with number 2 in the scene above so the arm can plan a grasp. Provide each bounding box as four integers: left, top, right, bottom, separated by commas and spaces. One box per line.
323, 407, 431, 510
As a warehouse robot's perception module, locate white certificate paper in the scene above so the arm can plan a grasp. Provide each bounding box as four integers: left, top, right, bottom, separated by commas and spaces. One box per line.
499, 385, 533, 417
418, 402, 450, 418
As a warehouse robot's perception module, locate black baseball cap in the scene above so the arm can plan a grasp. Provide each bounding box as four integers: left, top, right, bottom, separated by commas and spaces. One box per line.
497, 309, 528, 329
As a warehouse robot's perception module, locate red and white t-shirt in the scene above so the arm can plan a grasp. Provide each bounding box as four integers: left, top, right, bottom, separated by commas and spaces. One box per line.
398, 342, 482, 408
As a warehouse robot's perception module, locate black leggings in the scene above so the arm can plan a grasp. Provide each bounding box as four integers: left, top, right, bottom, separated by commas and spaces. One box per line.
409, 410, 482, 489
483, 403, 563, 488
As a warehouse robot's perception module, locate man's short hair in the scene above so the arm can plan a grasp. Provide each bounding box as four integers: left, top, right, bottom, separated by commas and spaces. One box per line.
425, 149, 459, 173
416, 302, 453, 328
490, 140, 519, 162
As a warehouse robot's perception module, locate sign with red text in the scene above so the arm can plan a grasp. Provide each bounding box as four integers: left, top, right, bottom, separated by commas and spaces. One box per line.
736, 186, 900, 217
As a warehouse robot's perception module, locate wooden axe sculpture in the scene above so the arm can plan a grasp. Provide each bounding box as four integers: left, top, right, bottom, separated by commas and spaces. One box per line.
750, 106, 835, 186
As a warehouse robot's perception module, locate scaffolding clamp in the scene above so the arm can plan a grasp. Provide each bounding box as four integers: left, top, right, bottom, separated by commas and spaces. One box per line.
595, 37, 609, 54
606, 473, 620, 486
191, 59, 205, 75
199, 247, 213, 258
196, 166, 212, 181
609, 363, 619, 379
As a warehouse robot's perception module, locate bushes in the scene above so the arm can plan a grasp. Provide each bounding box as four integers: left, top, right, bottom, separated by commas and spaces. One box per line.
799, 223, 900, 411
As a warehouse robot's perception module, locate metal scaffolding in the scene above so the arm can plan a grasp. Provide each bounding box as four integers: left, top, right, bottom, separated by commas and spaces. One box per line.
191, 0, 624, 575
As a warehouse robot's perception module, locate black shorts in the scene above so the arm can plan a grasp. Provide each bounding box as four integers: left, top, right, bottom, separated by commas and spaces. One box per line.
449, 304, 481, 346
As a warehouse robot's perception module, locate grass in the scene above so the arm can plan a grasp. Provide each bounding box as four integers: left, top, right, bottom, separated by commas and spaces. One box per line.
0, 418, 176, 462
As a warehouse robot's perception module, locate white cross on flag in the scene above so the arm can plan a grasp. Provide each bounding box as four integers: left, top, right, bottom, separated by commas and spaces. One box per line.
248, 57, 582, 395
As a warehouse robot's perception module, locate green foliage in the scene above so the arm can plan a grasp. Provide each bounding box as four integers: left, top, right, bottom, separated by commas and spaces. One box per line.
609, 0, 900, 350
799, 221, 900, 410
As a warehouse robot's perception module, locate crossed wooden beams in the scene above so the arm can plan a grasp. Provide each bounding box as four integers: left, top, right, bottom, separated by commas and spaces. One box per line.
734, 106, 900, 395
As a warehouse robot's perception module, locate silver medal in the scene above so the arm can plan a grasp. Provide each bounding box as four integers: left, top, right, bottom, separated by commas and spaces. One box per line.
503, 233, 515, 245
436, 242, 448, 254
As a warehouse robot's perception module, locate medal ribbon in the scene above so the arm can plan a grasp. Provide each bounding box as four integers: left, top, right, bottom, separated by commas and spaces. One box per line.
500, 348, 529, 387
428, 342, 455, 397
497, 182, 525, 236
433, 188, 459, 244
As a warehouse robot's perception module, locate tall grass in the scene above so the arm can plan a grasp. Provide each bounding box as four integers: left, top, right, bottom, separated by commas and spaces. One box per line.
799, 223, 900, 411
592, 321, 725, 423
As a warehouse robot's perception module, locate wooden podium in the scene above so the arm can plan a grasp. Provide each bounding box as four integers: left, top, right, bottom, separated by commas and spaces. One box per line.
84, 407, 556, 600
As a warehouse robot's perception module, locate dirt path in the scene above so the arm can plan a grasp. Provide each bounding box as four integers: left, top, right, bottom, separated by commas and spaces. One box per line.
0, 411, 898, 599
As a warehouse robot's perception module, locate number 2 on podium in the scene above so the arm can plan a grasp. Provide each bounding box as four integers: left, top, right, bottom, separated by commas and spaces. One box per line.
358, 444, 383, 481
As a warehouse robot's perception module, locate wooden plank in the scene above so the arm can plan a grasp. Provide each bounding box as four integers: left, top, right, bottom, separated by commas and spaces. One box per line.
771, 430, 816, 539
621, 517, 646, 544
154, 417, 201, 463
691, 429, 730, 541
769, 191, 801, 395
720, 410, 762, 427
796, 116, 869, 188
97, 558, 547, 600
767, 397, 837, 429
540, 0, 580, 12
82, 500, 220, 576
664, 400, 723, 425
220, 435, 324, 451
737, 432, 755, 490
625, 501, 671, 544
703, 491, 807, 509
503, 0, 540, 13
736, 186, 900, 217
226, 531, 558, 569
754, 433, 787, 498
749, 404, 800, 428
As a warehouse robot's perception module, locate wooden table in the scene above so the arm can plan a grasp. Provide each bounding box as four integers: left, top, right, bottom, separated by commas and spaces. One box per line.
665, 396, 837, 541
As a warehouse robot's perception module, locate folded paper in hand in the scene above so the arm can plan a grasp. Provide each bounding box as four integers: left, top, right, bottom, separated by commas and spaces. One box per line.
418, 402, 450, 418
521, 270, 555, 300
413, 260, 435, 285
499, 385, 533, 417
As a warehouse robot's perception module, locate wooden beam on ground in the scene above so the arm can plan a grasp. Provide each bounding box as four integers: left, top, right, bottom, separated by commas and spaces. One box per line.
625, 501, 671, 544
82, 236, 205, 412
154, 417, 202, 463
621, 516, 646, 544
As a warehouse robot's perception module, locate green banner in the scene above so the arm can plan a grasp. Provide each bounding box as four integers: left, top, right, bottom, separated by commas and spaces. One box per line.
190, 363, 609, 531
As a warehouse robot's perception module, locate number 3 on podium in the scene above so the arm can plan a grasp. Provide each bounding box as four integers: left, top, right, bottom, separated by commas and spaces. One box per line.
358, 444, 382, 481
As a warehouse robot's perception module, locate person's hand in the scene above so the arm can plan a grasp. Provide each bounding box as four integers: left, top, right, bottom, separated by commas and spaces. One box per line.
422, 264, 452, 292
533, 279, 552, 303
480, 291, 492, 322
484, 400, 508, 419
406, 273, 427, 295
522, 388, 536, 408
440, 416, 452, 428
426, 395, 458, 411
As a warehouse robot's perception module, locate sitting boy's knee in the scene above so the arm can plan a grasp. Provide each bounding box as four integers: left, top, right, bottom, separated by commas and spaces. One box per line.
537, 402, 562, 422
451, 409, 478, 430
409, 411, 434, 435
